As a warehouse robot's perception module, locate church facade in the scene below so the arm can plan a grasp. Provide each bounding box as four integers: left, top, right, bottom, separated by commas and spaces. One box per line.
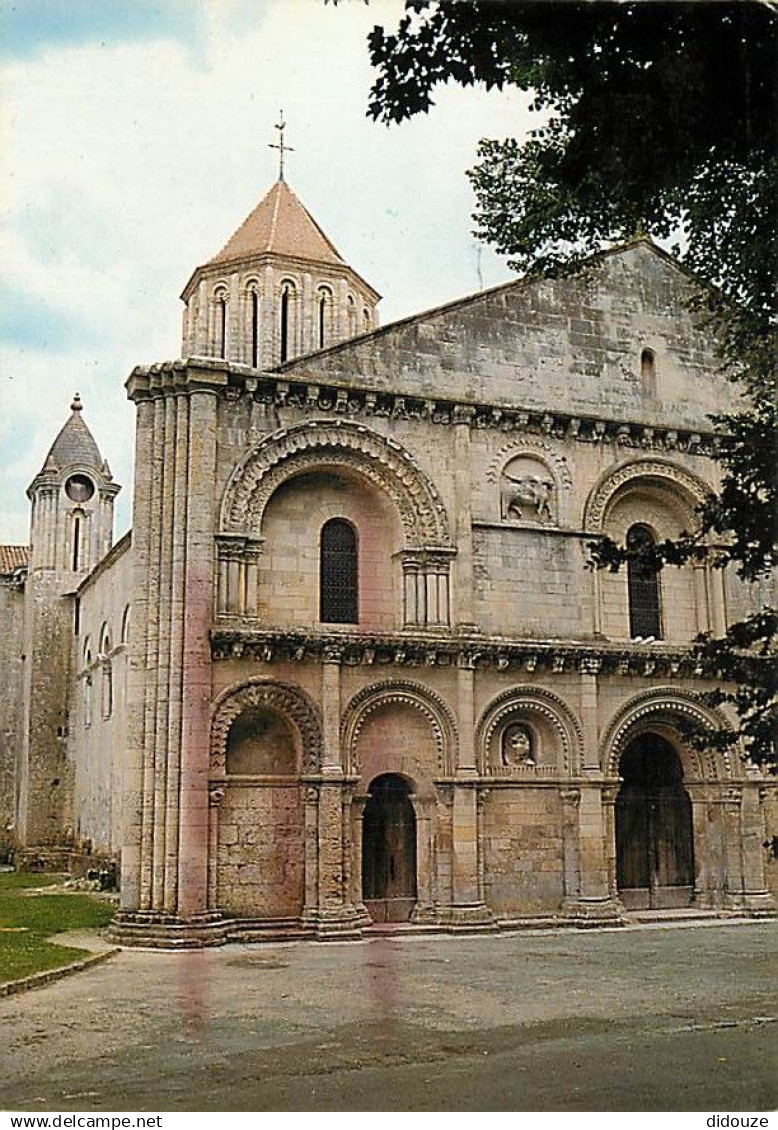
2, 174, 776, 945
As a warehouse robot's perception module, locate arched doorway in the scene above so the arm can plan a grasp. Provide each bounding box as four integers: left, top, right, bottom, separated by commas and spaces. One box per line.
616, 733, 695, 909
362, 774, 417, 923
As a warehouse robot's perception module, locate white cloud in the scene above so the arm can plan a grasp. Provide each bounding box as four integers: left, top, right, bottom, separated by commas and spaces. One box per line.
0, 0, 534, 542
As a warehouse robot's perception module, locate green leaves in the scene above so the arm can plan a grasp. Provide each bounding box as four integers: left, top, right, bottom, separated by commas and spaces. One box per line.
366, 1, 778, 769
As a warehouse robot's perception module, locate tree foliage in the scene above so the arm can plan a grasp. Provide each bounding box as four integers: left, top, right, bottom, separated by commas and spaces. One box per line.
366, 1, 777, 768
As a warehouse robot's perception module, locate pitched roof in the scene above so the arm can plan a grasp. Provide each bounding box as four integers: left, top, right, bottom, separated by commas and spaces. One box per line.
0, 545, 29, 575
208, 179, 345, 268
40, 394, 103, 473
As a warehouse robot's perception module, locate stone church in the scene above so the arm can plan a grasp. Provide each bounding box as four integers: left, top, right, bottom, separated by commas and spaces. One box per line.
1, 170, 775, 945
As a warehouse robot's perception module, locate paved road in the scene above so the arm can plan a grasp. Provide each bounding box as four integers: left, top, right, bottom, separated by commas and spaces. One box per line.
1, 921, 776, 1112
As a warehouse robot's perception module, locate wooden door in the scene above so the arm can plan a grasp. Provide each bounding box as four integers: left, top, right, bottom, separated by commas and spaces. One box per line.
616, 734, 694, 909
362, 774, 417, 923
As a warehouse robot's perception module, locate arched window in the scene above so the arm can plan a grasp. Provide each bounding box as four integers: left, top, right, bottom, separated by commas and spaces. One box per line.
346, 294, 356, 337
250, 287, 260, 368
320, 518, 358, 624
363, 308, 371, 332
627, 523, 662, 639
102, 660, 113, 720
641, 348, 656, 392
317, 287, 332, 349
215, 290, 228, 358
280, 282, 295, 363
71, 511, 82, 571
83, 643, 93, 728
100, 625, 113, 719
121, 604, 131, 645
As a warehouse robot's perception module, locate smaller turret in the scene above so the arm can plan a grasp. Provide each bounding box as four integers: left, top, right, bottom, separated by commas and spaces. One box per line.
27, 394, 120, 580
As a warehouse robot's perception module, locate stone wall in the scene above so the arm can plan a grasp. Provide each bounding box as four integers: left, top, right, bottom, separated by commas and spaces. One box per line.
215, 781, 304, 918
0, 580, 25, 854
69, 534, 131, 857
481, 788, 564, 914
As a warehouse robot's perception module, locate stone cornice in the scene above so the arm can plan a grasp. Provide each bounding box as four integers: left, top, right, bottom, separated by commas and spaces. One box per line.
125, 359, 719, 453
210, 625, 717, 680
181, 250, 381, 305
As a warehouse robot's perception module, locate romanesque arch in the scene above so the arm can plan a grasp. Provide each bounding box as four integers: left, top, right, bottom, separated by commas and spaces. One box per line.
220, 420, 452, 549
475, 686, 584, 775
583, 458, 711, 532
210, 678, 323, 774
600, 687, 734, 781
341, 679, 458, 779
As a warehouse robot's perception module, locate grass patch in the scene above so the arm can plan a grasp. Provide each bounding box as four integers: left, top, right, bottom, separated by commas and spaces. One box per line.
0, 872, 114, 985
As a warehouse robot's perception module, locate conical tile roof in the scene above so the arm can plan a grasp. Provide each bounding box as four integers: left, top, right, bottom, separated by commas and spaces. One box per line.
41, 394, 103, 473
208, 179, 344, 267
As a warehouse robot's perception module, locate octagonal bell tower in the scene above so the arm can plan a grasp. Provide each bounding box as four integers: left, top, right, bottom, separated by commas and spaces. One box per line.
180, 145, 380, 370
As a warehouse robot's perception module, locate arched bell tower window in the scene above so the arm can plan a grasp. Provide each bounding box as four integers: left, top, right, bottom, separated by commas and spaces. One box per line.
250, 287, 260, 368
215, 289, 228, 359
320, 518, 358, 624
70, 508, 85, 572
317, 287, 332, 349
627, 523, 662, 639
280, 281, 295, 363
346, 294, 356, 337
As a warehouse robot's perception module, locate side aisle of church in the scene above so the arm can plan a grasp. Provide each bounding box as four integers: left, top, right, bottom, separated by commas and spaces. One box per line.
3, 173, 776, 943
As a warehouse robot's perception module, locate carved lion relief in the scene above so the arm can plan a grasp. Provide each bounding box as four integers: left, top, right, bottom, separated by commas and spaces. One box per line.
500, 455, 556, 524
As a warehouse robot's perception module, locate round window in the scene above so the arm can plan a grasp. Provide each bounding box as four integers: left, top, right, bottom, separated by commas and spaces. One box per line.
65, 474, 95, 503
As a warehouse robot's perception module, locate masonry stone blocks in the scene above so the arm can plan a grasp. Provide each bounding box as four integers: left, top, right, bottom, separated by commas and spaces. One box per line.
2, 177, 775, 941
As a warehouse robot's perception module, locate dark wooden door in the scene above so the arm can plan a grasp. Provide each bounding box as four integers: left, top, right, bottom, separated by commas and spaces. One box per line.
616, 734, 694, 909
362, 774, 417, 923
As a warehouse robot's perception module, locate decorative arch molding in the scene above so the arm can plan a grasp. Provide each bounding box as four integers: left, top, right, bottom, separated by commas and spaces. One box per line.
220, 420, 452, 549
475, 686, 584, 775
486, 436, 573, 490
601, 687, 734, 780
210, 677, 323, 774
584, 458, 712, 532
341, 679, 458, 777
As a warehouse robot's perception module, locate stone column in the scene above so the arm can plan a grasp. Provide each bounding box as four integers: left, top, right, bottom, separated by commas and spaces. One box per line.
118, 397, 154, 911
721, 787, 745, 907
452, 406, 476, 630
570, 782, 623, 923
177, 388, 220, 924
313, 649, 363, 937
410, 795, 437, 923
693, 563, 711, 635
301, 784, 320, 926
564, 662, 621, 924
206, 786, 225, 911
349, 793, 369, 917
446, 657, 493, 926
113, 368, 228, 946
739, 776, 776, 913
560, 787, 582, 906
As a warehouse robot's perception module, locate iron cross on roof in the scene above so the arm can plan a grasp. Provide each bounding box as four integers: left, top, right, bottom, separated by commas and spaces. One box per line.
269, 110, 295, 182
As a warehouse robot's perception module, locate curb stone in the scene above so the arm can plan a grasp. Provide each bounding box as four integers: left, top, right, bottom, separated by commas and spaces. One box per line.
0, 947, 118, 998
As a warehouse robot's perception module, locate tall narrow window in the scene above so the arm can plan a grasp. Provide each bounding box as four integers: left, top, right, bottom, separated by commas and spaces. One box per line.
320, 518, 358, 624
218, 293, 228, 359
251, 289, 259, 367
318, 293, 327, 348
72, 513, 81, 572
280, 285, 291, 362
641, 348, 656, 392
346, 294, 356, 337
627, 523, 662, 639
363, 308, 371, 332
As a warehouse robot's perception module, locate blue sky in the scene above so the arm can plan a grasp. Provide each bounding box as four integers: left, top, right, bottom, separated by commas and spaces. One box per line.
0, 0, 200, 58
0, 0, 532, 542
